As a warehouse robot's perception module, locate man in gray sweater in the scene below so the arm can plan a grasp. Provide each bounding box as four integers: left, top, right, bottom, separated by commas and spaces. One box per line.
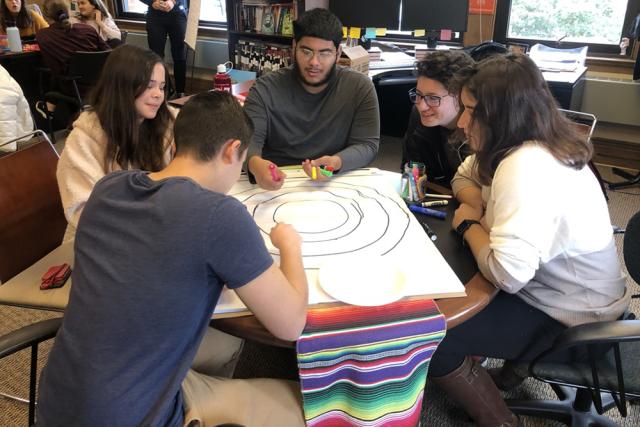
244, 8, 380, 190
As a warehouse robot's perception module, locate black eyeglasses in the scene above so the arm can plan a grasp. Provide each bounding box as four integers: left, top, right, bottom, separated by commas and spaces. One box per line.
408, 88, 451, 107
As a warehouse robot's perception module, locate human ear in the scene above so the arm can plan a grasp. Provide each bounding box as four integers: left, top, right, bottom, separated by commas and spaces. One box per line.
221, 139, 241, 164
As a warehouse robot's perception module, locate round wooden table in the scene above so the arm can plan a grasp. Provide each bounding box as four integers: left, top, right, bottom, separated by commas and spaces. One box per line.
211, 186, 498, 348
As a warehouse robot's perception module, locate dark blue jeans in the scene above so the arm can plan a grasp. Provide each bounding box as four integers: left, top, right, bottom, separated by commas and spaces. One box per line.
146, 10, 187, 93
429, 291, 567, 377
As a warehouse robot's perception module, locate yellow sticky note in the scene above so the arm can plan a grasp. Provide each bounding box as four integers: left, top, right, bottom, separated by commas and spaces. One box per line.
342, 27, 347, 38
414, 29, 426, 37
376, 28, 387, 36
349, 27, 361, 39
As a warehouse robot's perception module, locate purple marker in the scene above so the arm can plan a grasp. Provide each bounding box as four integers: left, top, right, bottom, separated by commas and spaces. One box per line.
268, 163, 281, 182
408, 204, 446, 220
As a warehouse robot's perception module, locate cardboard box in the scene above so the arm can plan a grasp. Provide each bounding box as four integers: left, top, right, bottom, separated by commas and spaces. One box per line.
338, 45, 370, 75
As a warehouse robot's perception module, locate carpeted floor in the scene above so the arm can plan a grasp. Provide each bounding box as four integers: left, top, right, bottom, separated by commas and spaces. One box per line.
1, 136, 639, 426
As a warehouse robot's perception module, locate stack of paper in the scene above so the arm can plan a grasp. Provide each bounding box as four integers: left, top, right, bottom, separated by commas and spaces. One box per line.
529, 43, 588, 72
368, 47, 382, 62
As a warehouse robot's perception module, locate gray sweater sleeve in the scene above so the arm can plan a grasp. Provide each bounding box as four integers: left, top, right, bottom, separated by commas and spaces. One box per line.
334, 79, 380, 172
244, 84, 268, 163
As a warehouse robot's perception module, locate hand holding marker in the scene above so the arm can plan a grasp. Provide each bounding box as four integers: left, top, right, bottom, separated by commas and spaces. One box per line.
268, 163, 281, 182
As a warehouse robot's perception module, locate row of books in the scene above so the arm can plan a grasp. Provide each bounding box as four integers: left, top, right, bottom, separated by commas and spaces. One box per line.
234, 1, 300, 35
233, 39, 293, 76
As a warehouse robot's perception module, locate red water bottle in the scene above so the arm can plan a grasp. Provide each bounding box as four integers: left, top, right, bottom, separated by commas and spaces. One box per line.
214, 63, 232, 92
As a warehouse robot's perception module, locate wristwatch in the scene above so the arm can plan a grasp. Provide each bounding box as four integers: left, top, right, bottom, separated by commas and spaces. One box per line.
456, 219, 481, 237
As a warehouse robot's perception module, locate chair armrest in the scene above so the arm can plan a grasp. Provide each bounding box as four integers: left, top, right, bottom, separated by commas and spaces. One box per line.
531, 320, 640, 367
0, 317, 62, 358
552, 320, 640, 349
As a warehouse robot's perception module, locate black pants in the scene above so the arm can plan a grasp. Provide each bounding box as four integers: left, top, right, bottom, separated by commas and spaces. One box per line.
146, 10, 187, 94
429, 291, 567, 377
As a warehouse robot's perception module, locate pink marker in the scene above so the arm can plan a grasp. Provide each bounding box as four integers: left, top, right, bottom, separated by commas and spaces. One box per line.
268, 163, 281, 182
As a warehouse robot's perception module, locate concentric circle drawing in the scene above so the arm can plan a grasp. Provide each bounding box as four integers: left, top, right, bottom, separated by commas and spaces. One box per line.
231, 177, 410, 269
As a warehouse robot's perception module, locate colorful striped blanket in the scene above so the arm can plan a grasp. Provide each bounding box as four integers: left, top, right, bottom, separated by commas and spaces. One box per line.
296, 299, 446, 426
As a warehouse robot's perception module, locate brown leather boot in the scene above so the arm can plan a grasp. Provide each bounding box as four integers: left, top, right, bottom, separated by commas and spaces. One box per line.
488, 360, 528, 391
431, 356, 520, 427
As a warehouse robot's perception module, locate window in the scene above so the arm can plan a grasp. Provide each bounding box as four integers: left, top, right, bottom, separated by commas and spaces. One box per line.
117, 0, 227, 25
494, 0, 640, 55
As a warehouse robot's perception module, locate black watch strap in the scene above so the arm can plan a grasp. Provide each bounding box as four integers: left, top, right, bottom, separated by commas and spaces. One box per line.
456, 219, 481, 237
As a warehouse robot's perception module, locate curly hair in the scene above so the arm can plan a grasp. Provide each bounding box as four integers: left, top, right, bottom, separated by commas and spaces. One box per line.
414, 50, 474, 94
293, 8, 343, 49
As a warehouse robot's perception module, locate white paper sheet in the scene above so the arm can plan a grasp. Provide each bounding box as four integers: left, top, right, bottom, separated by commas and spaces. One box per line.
214, 168, 466, 314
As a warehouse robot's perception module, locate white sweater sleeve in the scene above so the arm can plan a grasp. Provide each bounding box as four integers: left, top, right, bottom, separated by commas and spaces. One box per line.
99, 17, 121, 41
451, 154, 481, 196
56, 124, 109, 232
476, 146, 560, 293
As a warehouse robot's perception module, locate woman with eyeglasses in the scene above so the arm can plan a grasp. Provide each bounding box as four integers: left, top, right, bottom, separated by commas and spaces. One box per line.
70, 0, 121, 47
427, 53, 629, 426
402, 50, 473, 188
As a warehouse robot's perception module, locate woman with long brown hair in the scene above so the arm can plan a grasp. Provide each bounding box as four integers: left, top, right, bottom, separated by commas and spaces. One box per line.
428, 53, 630, 426
57, 44, 176, 238
69, 0, 121, 47
0, 0, 48, 38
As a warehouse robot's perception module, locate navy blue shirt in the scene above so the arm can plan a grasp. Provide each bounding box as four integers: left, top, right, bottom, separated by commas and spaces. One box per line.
37, 171, 273, 426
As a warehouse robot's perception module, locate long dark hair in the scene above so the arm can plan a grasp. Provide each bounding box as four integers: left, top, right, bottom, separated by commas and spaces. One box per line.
43, 0, 71, 31
89, 44, 173, 171
74, 0, 111, 21
458, 53, 591, 185
1, 0, 33, 32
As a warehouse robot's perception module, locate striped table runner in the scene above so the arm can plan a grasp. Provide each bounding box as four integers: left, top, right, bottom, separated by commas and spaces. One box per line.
296, 299, 446, 426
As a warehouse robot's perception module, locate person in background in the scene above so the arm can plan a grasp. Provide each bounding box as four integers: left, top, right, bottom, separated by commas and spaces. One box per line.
0, 0, 48, 38
37, 91, 308, 426
36, 0, 109, 78
428, 53, 630, 426
401, 50, 474, 188
139, 0, 188, 97
621, 12, 640, 81
245, 8, 380, 190
0, 63, 33, 152
70, 0, 121, 48
56, 44, 174, 240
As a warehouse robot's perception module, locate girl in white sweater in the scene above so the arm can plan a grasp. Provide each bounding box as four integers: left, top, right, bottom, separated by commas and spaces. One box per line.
69, 0, 121, 47
57, 44, 175, 239
429, 54, 629, 427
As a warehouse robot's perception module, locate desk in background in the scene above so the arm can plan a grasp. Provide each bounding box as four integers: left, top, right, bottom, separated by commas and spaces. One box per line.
543, 66, 587, 110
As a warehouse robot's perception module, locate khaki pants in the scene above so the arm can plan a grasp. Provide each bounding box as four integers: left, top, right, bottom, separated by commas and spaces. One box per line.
182, 371, 305, 427
182, 328, 305, 426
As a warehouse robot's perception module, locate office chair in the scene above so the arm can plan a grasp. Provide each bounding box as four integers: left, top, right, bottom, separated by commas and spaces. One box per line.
559, 109, 608, 198
372, 69, 417, 137
505, 210, 640, 426
0, 131, 66, 283
0, 131, 67, 425
38, 50, 111, 142
0, 317, 62, 426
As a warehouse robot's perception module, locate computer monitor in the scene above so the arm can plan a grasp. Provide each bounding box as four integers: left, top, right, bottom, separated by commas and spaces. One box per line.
329, 0, 401, 29
401, 0, 469, 32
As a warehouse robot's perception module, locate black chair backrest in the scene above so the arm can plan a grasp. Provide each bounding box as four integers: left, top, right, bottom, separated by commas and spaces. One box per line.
624, 211, 640, 285
68, 50, 111, 89
372, 69, 417, 137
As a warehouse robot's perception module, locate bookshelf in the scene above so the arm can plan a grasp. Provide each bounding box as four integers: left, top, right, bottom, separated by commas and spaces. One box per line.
226, 0, 306, 76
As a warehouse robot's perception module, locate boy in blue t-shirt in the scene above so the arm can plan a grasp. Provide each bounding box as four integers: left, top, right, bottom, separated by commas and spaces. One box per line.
36, 92, 309, 426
